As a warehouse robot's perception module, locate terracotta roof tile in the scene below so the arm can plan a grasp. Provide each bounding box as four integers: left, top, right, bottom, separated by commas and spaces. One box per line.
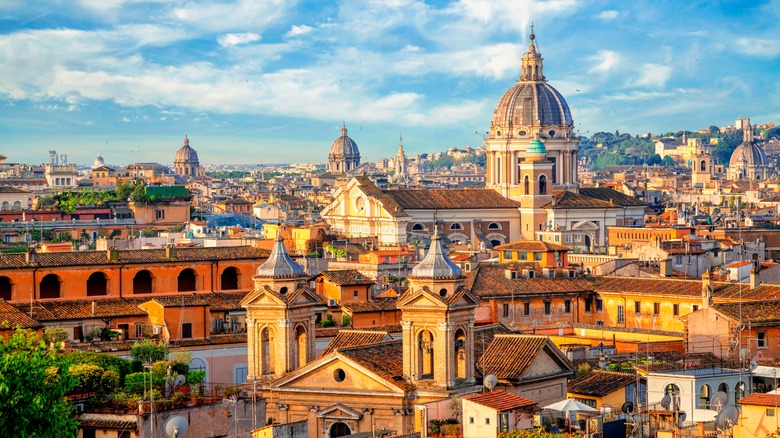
713, 301, 780, 324
547, 190, 614, 209
340, 299, 398, 314
125, 294, 210, 307
0, 300, 42, 328
205, 291, 249, 311
463, 391, 537, 411
317, 269, 375, 286
385, 189, 521, 210
593, 277, 780, 302
740, 392, 780, 407
578, 188, 647, 207
478, 334, 549, 379
494, 241, 572, 252
11, 298, 146, 321
321, 329, 388, 356
468, 264, 593, 298
474, 324, 512, 364
338, 340, 414, 390
567, 370, 636, 397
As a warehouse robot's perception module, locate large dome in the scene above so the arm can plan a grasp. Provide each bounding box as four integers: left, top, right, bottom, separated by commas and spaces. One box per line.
329, 123, 360, 159
490, 32, 573, 138
175, 135, 199, 163
729, 141, 767, 167
92, 154, 105, 169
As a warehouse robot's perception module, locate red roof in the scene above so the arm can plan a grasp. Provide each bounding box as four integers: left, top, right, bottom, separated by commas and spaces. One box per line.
740, 392, 780, 407
463, 390, 537, 411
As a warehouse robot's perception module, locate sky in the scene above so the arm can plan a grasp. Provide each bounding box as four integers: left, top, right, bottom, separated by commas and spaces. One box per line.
1, 0, 779, 166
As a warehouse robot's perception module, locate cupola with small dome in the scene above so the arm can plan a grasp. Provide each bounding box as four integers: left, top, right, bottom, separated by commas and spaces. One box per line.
173, 135, 204, 179
327, 123, 361, 174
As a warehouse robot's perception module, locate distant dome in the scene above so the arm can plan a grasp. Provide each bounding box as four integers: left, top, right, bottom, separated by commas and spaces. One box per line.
729, 142, 767, 168
92, 154, 105, 169
255, 235, 305, 278
329, 124, 360, 159
411, 231, 462, 278
175, 135, 200, 164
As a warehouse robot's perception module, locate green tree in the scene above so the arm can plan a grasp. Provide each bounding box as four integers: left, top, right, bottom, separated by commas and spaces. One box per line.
130, 339, 169, 365
661, 156, 676, 167
0, 328, 78, 437
115, 180, 135, 201
709, 125, 720, 135
130, 183, 147, 204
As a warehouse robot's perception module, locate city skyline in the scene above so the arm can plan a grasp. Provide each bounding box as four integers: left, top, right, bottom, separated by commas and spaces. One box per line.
1, 0, 779, 166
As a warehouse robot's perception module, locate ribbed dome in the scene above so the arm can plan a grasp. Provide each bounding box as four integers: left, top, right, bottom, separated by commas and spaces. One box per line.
491, 31, 573, 135
729, 141, 767, 167
92, 154, 105, 169
411, 231, 462, 278
255, 235, 305, 277
175, 135, 200, 163
329, 123, 360, 159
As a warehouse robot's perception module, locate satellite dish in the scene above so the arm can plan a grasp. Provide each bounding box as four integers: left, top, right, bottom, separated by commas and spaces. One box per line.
174, 374, 186, 387
484, 374, 497, 391
164, 415, 189, 438
679, 411, 687, 423
661, 395, 671, 409
710, 391, 729, 411
621, 401, 634, 414
716, 405, 740, 430
740, 348, 750, 360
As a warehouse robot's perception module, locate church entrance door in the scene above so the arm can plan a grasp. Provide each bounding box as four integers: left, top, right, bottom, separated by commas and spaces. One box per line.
329, 422, 351, 437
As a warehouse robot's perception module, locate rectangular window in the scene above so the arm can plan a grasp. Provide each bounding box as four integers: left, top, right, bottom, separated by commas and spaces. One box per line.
135, 323, 143, 338
156, 209, 165, 220
235, 366, 248, 384
634, 301, 641, 313
353, 290, 359, 298
504, 250, 512, 260
653, 302, 661, 316
485, 418, 490, 425
673, 304, 680, 316
769, 409, 775, 417
518, 252, 527, 260
675, 255, 682, 265
534, 252, 543, 261
544, 301, 552, 315
564, 300, 571, 314
574, 234, 582, 242
596, 299, 603, 312
182, 322, 193, 339
554, 235, 560, 242
565, 234, 573, 243
502, 303, 510, 318
469, 417, 474, 424
692, 304, 699, 312
596, 320, 604, 326
523, 302, 531, 316
585, 299, 592, 313
617, 305, 625, 324
758, 332, 767, 349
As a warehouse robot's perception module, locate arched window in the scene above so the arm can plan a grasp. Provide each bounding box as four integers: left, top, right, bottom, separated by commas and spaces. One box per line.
418, 330, 434, 379
454, 328, 467, 380
133, 270, 153, 294
698, 384, 711, 408
12, 201, 21, 210
524, 175, 529, 195
718, 382, 729, 396
221, 267, 240, 290
178, 268, 197, 292
40, 274, 61, 299
701, 160, 707, 172
411, 223, 425, 232
330, 422, 351, 438
86, 272, 108, 296
488, 222, 501, 230
261, 327, 275, 374
1, 201, 8, 211
735, 382, 745, 401
539, 175, 547, 195
294, 325, 308, 370
449, 223, 463, 230
0, 276, 12, 300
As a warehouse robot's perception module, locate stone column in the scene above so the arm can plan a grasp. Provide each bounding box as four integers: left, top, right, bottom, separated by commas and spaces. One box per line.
246, 318, 256, 379
308, 405, 319, 438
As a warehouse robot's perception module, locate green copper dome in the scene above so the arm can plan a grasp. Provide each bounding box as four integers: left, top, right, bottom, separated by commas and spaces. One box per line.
527, 138, 547, 155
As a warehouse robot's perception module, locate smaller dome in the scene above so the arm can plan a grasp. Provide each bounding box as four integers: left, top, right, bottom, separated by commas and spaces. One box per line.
329, 124, 360, 158
729, 142, 767, 168
526, 138, 547, 155
255, 235, 305, 277
92, 154, 105, 169
175, 135, 200, 163
411, 230, 462, 278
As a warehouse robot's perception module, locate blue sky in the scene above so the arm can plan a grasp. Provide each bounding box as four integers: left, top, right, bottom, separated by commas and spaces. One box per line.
1, 0, 779, 166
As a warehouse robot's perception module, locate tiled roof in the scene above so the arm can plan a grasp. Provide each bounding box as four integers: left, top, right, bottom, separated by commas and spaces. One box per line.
75, 414, 137, 431
321, 329, 388, 356
340, 299, 398, 314
592, 277, 780, 302
318, 269, 375, 286
463, 391, 537, 411
578, 188, 647, 207
339, 340, 414, 390
207, 291, 250, 311
474, 324, 512, 365
126, 293, 210, 307
478, 334, 548, 379
353, 176, 408, 218
494, 241, 572, 252
0, 246, 269, 269
713, 301, 780, 324
0, 300, 42, 328
316, 323, 402, 338
739, 392, 780, 407
547, 190, 614, 209
468, 264, 593, 298
11, 298, 146, 322
567, 370, 636, 397
385, 188, 521, 210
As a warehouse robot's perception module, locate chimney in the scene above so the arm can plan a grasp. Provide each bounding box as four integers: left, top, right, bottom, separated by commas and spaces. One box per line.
166, 245, 177, 259
91, 301, 97, 315
701, 270, 713, 309
25, 247, 37, 264
660, 258, 672, 277
750, 264, 760, 289
107, 247, 118, 261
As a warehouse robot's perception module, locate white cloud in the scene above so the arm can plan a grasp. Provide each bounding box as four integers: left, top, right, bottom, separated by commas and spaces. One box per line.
634, 63, 672, 88
735, 37, 780, 58
217, 33, 261, 47
595, 10, 618, 20
286, 25, 313, 37
172, 0, 293, 33
121, 116, 130, 122
587, 50, 620, 73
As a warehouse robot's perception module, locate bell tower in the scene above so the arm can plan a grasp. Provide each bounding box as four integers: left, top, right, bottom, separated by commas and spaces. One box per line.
397, 229, 479, 390
241, 235, 321, 380
519, 137, 553, 240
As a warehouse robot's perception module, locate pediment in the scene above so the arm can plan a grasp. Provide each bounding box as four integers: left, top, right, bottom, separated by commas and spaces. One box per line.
287, 287, 323, 307
571, 220, 599, 231
396, 289, 447, 310
316, 403, 363, 420
240, 287, 287, 308
272, 356, 403, 394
